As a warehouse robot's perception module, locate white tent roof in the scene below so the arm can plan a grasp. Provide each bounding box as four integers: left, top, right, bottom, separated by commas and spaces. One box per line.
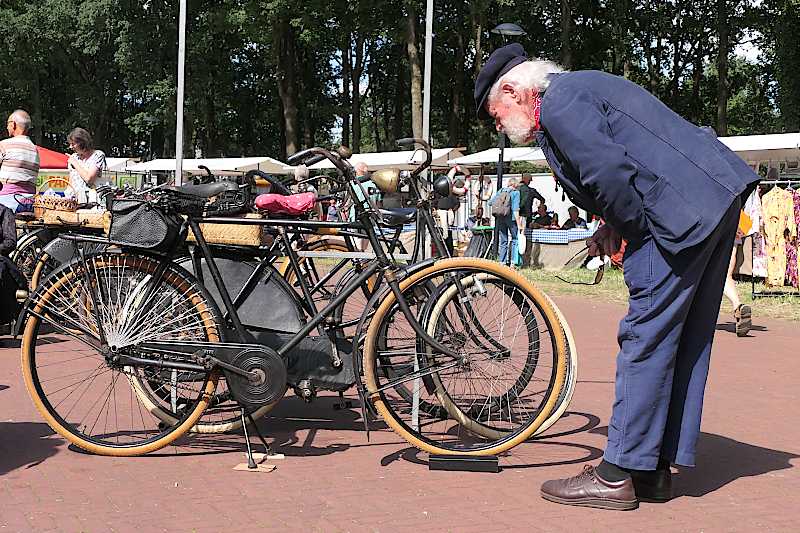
127, 157, 293, 175
448, 147, 547, 166
307, 148, 463, 171
449, 133, 800, 168
717, 133, 800, 164
105, 158, 135, 172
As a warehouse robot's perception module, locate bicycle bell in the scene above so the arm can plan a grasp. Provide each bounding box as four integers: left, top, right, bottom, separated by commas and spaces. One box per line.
371, 168, 401, 193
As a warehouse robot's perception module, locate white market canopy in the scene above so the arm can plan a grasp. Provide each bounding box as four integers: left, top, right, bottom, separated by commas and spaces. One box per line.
105, 158, 135, 172
307, 148, 463, 171
448, 147, 547, 167
718, 132, 800, 165
449, 133, 800, 168
127, 156, 294, 175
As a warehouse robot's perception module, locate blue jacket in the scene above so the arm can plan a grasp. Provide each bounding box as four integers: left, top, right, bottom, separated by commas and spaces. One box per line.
537, 71, 760, 255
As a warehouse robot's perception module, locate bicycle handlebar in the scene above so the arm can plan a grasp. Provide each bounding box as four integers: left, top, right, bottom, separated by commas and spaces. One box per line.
245, 170, 292, 196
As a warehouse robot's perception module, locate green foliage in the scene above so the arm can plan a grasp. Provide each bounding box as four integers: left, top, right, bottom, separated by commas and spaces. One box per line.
0, 0, 795, 160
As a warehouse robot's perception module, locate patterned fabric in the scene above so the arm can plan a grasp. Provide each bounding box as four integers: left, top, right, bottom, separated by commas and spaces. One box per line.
524, 228, 594, 244
532, 90, 542, 131
744, 189, 766, 277
0, 135, 40, 190
761, 187, 796, 287
786, 238, 798, 287
69, 150, 106, 204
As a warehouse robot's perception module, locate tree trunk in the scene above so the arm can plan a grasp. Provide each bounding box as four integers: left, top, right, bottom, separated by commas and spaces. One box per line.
560, 0, 573, 69
406, 4, 423, 140
612, 0, 629, 75
449, 27, 465, 146
716, 0, 730, 136
30, 72, 43, 145
341, 40, 351, 148
276, 18, 299, 156
393, 54, 406, 142
351, 35, 365, 152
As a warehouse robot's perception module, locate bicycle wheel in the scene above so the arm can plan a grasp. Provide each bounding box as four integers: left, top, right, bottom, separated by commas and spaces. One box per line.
21, 253, 221, 456
11, 228, 54, 286
423, 273, 577, 439
362, 257, 567, 455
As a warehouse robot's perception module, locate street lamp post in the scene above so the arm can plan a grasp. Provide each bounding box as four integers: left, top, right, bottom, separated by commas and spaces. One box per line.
489, 23, 526, 262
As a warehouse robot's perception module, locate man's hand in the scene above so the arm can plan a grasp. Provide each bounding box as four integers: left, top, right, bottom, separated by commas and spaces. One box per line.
587, 224, 622, 257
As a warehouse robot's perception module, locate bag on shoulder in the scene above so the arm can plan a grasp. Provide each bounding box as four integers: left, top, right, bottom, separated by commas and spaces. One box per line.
491, 189, 511, 217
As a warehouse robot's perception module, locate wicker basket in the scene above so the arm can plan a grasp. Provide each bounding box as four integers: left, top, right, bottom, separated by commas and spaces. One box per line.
187, 213, 268, 247
42, 208, 106, 229
33, 178, 77, 219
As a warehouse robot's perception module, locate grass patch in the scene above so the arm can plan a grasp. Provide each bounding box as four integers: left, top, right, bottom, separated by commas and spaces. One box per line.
522, 267, 800, 322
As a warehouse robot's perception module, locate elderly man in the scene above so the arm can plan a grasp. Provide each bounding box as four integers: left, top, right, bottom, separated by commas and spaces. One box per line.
475, 44, 760, 510
0, 110, 40, 212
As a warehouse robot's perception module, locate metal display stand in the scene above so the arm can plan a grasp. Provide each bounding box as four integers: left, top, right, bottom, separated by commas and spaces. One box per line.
751, 178, 800, 298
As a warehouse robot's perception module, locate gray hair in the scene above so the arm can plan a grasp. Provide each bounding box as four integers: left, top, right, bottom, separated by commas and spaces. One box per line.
507, 177, 519, 188
488, 59, 564, 103
10, 109, 32, 133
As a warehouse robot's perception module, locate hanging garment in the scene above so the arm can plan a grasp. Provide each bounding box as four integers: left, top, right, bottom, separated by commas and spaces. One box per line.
745, 189, 767, 277
761, 187, 797, 286
786, 238, 798, 287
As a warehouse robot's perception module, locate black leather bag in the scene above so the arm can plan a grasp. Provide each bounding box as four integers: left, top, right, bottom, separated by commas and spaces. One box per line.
108, 199, 185, 252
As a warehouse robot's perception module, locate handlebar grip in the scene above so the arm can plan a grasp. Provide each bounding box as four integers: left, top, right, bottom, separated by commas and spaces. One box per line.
245, 170, 292, 196
303, 154, 326, 167
287, 148, 317, 165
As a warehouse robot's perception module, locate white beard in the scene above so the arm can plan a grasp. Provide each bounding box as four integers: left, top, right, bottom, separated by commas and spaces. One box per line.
501, 114, 535, 145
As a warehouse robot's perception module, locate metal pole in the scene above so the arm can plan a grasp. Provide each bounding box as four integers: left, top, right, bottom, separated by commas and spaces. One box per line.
414, 0, 434, 429
491, 133, 506, 259
421, 0, 433, 146
175, 0, 187, 186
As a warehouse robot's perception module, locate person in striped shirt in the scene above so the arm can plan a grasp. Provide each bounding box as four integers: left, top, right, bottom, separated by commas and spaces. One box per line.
0, 110, 40, 213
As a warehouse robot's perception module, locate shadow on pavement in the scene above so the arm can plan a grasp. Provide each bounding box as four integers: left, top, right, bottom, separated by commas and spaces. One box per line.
590, 425, 797, 496
0, 422, 64, 476
715, 321, 768, 335
380, 411, 605, 469
139, 396, 371, 459
676, 433, 799, 497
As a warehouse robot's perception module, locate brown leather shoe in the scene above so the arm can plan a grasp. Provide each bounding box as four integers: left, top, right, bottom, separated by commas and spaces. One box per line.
541, 465, 639, 510
631, 468, 672, 502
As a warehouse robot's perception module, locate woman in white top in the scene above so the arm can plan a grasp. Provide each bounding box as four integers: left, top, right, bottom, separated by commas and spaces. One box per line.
67, 127, 106, 205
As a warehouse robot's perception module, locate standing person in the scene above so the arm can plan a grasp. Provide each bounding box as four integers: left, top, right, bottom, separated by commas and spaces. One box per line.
517, 173, 546, 226
488, 176, 521, 265
723, 230, 751, 336
0, 110, 40, 212
475, 44, 760, 509
350, 162, 378, 251
66, 127, 106, 205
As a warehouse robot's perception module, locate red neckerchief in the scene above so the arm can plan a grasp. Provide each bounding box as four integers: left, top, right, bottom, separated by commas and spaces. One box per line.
532, 90, 542, 131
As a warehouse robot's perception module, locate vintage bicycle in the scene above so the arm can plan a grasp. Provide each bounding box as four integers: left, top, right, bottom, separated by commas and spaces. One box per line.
19, 144, 569, 463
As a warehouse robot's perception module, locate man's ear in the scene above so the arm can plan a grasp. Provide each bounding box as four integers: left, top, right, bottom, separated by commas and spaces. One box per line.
500, 82, 521, 103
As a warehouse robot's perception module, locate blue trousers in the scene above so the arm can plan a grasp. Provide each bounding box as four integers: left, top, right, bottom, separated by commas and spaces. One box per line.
604, 199, 740, 470
496, 216, 518, 264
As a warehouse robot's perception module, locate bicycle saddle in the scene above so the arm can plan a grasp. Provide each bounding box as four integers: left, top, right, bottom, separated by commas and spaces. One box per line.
379, 208, 416, 227
168, 181, 238, 198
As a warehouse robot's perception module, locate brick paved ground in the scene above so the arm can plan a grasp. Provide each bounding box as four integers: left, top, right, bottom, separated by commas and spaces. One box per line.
1, 294, 798, 532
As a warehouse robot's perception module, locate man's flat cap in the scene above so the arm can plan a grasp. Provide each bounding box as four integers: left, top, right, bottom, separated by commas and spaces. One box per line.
474, 43, 528, 120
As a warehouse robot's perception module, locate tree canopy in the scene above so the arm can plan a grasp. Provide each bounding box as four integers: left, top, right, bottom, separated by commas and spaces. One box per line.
0, 0, 796, 160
